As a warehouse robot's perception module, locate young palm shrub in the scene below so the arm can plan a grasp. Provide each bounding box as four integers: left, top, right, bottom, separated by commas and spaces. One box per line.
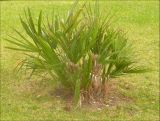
6, 1, 148, 107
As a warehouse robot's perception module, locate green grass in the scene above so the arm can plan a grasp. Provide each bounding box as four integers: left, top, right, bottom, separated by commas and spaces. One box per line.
1, 1, 159, 121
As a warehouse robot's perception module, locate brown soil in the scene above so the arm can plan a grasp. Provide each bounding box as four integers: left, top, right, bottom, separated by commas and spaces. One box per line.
51, 80, 133, 111
16, 78, 133, 111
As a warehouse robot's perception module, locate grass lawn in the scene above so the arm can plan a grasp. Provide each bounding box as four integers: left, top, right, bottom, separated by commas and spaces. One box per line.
1, 1, 159, 121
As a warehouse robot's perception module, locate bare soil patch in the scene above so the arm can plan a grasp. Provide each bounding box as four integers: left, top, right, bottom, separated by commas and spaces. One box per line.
16, 78, 133, 111
51, 80, 134, 111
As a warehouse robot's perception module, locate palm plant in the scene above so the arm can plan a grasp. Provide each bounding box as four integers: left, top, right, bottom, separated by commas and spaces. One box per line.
6, 1, 148, 107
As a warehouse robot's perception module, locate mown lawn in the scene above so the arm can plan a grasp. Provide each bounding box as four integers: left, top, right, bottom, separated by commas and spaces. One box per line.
1, 1, 159, 121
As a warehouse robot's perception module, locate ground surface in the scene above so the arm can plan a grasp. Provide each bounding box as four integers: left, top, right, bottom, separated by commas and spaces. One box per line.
1, 1, 159, 121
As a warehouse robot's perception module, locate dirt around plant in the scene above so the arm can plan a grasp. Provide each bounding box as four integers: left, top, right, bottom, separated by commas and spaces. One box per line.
16, 77, 133, 112
51, 80, 134, 111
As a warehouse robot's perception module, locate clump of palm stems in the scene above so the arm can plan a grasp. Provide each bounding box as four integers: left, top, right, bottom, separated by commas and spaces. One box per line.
6, 1, 148, 107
